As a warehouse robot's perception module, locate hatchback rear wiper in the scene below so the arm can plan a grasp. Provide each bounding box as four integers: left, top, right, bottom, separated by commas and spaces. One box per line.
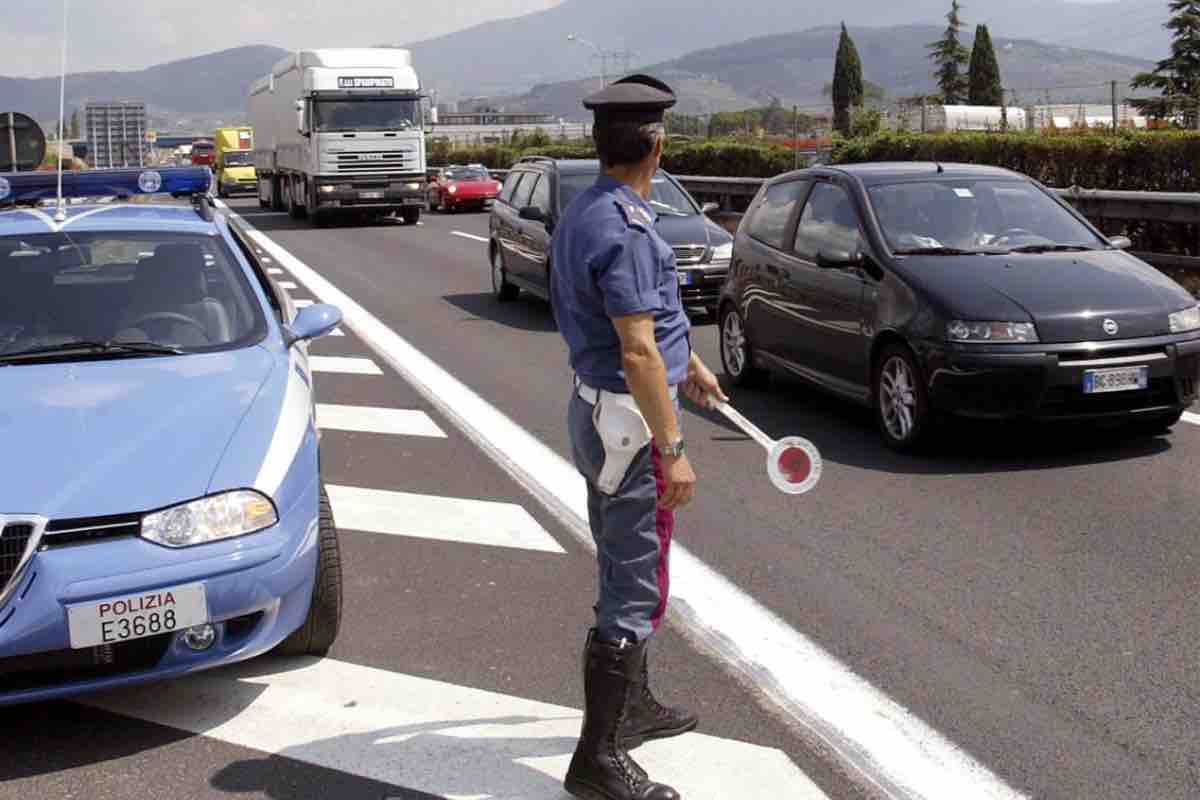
0, 340, 185, 363
893, 246, 1005, 256
1007, 243, 1098, 254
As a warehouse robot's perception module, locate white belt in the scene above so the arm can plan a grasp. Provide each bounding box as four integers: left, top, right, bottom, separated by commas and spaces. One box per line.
575, 377, 676, 405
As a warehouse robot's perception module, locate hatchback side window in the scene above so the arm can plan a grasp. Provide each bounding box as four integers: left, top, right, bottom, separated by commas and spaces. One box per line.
793, 182, 863, 261
511, 173, 538, 210
500, 171, 524, 204
529, 173, 551, 214
746, 180, 809, 250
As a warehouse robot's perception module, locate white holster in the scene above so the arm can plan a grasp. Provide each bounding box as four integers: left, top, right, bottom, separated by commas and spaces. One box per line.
593, 391, 653, 495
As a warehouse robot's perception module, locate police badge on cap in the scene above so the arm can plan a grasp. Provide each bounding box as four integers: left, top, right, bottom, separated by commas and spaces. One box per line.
583, 74, 677, 125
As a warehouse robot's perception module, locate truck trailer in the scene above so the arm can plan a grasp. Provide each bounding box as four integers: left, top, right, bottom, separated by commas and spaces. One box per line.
214, 126, 256, 197
249, 48, 430, 225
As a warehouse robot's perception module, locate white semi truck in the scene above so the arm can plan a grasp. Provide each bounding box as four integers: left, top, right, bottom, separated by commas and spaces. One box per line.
249, 48, 432, 225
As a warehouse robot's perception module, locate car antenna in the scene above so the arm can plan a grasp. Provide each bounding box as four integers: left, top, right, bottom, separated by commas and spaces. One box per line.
53, 0, 70, 223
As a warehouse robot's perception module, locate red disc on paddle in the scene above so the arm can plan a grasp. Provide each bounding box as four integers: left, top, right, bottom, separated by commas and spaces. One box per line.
777, 445, 813, 485
766, 437, 823, 495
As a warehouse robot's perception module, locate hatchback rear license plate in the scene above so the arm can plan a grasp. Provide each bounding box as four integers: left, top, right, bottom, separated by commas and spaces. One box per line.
67, 583, 208, 649
1083, 365, 1149, 394
359, 191, 384, 200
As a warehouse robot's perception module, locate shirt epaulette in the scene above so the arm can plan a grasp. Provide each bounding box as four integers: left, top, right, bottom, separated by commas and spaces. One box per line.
614, 199, 655, 232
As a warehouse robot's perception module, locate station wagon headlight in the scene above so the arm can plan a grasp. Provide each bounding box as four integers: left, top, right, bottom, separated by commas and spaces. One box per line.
947, 320, 1039, 343
142, 490, 278, 548
709, 242, 733, 264
1168, 305, 1200, 333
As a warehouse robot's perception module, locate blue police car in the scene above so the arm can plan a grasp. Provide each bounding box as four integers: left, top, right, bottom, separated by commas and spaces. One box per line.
0, 167, 343, 705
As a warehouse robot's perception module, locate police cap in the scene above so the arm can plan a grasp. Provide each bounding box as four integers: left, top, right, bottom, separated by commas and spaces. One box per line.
583, 74, 677, 126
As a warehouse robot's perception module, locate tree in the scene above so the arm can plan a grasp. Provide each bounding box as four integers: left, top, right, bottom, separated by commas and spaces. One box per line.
832, 23, 864, 136
928, 0, 970, 105
968, 24, 1003, 106
1131, 0, 1200, 127
823, 79, 886, 104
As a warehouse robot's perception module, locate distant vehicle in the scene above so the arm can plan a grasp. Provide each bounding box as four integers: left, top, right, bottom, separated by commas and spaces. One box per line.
248, 48, 433, 226
901, 104, 1028, 132
190, 139, 215, 167
213, 127, 256, 198
719, 162, 1200, 451
0, 167, 344, 706
488, 157, 733, 316
426, 164, 501, 213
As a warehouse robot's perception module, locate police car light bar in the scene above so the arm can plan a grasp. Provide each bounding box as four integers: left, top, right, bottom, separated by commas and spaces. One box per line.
0, 167, 212, 207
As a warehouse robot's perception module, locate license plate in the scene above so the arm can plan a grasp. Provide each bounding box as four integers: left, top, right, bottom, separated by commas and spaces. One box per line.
67, 584, 208, 649
1083, 365, 1149, 394
678, 270, 695, 286
359, 191, 384, 200
403, 197, 424, 205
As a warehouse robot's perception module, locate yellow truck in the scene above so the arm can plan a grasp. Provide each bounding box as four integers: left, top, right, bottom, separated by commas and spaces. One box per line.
213, 127, 256, 197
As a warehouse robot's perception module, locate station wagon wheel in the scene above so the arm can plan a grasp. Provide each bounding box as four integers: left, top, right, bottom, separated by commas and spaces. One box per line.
719, 305, 767, 388
874, 344, 931, 452
492, 247, 519, 302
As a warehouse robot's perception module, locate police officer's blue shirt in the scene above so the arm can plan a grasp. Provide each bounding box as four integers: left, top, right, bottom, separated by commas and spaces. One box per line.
551, 175, 691, 393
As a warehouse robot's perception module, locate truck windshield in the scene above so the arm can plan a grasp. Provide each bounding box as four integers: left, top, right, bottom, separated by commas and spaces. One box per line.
223, 151, 253, 166
313, 98, 420, 132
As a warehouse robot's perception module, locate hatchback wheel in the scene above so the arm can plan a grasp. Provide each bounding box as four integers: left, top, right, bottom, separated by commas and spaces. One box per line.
719, 305, 767, 387
492, 247, 519, 301
874, 344, 932, 451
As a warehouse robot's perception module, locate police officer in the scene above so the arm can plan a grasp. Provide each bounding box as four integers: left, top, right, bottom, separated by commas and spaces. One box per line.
551, 75, 728, 800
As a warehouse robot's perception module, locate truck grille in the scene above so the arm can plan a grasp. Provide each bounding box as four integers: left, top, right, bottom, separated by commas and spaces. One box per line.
1, 523, 34, 597
335, 151, 416, 173
672, 245, 707, 266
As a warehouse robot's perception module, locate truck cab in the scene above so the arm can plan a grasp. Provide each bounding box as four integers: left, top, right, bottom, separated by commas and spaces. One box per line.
214, 127, 257, 198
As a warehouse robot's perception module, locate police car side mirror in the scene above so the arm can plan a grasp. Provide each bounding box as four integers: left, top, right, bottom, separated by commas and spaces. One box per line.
701, 202, 720, 215
1109, 235, 1132, 251
285, 303, 342, 347
519, 205, 546, 224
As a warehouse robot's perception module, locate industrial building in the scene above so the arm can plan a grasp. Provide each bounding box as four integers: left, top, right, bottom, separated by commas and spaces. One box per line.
82, 100, 148, 168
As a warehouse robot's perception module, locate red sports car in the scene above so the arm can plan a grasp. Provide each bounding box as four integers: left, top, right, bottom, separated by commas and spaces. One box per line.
427, 165, 502, 213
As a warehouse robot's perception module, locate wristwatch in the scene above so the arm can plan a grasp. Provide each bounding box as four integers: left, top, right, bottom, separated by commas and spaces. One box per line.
658, 437, 686, 458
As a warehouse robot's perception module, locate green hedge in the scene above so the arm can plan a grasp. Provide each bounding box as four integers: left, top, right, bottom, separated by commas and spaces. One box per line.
831, 130, 1200, 192
427, 139, 797, 178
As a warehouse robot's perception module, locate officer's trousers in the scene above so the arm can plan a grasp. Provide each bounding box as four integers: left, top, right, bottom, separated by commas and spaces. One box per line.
568, 388, 674, 644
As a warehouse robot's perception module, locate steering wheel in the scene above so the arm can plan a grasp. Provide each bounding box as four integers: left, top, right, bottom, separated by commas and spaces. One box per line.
128, 312, 210, 342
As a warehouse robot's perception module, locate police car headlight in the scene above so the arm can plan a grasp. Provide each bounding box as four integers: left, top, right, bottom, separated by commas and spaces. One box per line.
142, 490, 278, 548
709, 242, 733, 264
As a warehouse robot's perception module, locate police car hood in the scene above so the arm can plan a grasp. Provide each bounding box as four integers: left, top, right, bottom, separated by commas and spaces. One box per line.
0, 348, 275, 518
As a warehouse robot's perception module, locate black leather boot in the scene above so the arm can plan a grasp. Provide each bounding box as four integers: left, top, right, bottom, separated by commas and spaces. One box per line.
565, 635, 681, 800
621, 645, 699, 749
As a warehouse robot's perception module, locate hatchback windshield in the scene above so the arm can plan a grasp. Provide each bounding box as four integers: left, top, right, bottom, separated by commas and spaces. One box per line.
445, 167, 491, 181
313, 98, 420, 131
867, 179, 1106, 254
0, 232, 266, 362
559, 172, 698, 216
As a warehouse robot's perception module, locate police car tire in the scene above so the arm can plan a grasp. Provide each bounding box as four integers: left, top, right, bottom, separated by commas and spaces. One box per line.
275, 487, 342, 657
719, 305, 767, 388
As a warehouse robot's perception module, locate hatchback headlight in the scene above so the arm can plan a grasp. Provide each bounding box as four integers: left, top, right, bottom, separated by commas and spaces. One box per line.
947, 320, 1039, 343
142, 490, 278, 548
1168, 305, 1200, 333
709, 242, 733, 263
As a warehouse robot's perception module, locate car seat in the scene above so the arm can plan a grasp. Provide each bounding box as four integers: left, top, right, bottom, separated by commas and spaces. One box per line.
117, 243, 232, 345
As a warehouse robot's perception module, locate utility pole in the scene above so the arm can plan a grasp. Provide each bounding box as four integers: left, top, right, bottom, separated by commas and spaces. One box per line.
793, 105, 800, 170
1111, 80, 1119, 132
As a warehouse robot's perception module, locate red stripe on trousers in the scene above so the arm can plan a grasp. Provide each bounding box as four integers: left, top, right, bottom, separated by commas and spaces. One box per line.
650, 444, 674, 630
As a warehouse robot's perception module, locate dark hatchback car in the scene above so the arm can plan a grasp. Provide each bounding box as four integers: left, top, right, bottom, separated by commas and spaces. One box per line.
719, 163, 1200, 450
488, 157, 733, 315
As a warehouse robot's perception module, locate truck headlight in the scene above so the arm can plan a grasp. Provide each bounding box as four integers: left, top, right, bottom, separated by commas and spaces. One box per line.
709, 242, 733, 264
1168, 305, 1200, 333
947, 320, 1039, 343
142, 490, 278, 548
405, 182, 422, 191
319, 185, 337, 194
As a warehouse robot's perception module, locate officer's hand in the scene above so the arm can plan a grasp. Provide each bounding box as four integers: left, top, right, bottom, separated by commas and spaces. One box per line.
684, 358, 728, 410
660, 453, 696, 510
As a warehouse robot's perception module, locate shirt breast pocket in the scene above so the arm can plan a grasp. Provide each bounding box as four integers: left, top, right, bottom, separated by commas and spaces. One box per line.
655, 239, 682, 312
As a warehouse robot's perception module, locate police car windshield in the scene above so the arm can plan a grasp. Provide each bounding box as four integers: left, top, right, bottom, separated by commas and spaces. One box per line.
313, 98, 420, 132
0, 232, 267, 362
558, 172, 697, 216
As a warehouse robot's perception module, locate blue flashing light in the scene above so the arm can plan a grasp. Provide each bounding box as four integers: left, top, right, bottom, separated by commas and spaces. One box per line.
0, 167, 212, 205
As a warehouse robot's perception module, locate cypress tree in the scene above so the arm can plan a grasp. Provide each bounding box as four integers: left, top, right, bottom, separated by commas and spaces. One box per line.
1131, 0, 1200, 127
832, 23, 864, 136
928, 0, 970, 104
968, 24, 1003, 106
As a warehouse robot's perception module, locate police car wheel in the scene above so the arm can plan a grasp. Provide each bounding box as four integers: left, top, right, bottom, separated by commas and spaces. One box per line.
492, 248, 519, 302
720, 305, 767, 388
275, 486, 342, 657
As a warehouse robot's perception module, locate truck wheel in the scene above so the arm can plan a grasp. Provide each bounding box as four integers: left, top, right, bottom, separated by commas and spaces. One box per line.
274, 486, 342, 657
401, 206, 421, 225
270, 176, 284, 212
286, 179, 304, 220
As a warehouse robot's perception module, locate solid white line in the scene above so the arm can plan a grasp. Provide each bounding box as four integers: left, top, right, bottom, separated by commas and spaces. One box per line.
329, 327, 345, 337
268, 268, 283, 275
316, 404, 446, 438
452, 230, 489, 244
326, 484, 565, 553
279, 281, 298, 290
227, 210, 1026, 800
1183, 411, 1200, 426
308, 356, 383, 376
86, 656, 827, 799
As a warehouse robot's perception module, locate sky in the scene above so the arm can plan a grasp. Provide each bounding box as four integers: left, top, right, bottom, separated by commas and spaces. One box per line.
0, 0, 562, 78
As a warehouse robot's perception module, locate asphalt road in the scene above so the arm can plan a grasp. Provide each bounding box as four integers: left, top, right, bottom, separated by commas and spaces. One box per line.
6, 200, 1199, 800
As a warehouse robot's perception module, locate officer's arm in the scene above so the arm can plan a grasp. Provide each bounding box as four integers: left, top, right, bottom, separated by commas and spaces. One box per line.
612, 313, 682, 448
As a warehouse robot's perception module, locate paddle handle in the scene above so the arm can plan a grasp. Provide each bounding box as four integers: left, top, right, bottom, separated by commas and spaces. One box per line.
712, 401, 775, 451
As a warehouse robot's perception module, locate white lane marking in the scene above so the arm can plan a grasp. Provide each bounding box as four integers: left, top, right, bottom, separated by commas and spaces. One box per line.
86, 657, 826, 800
1183, 411, 1200, 426
329, 327, 345, 337
279, 281, 298, 290
268, 268, 283, 275
293, 299, 314, 308
254, 351, 313, 497
229, 210, 1026, 799
308, 356, 383, 376
327, 484, 564, 553
452, 231, 489, 244
316, 404, 446, 438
